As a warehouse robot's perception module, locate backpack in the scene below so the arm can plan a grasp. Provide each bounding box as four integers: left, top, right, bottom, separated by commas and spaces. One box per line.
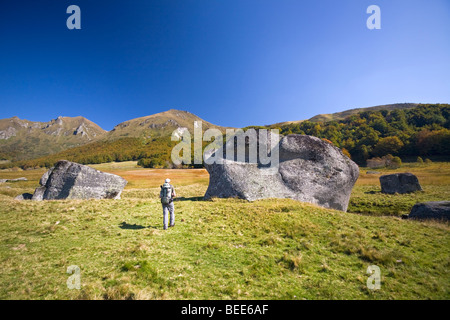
160, 183, 172, 205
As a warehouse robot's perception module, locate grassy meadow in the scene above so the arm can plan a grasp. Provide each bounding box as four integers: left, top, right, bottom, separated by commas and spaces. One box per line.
0, 161, 449, 299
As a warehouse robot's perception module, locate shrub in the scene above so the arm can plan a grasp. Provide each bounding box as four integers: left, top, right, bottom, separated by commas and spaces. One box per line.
391, 156, 402, 168
341, 148, 351, 159
137, 158, 167, 168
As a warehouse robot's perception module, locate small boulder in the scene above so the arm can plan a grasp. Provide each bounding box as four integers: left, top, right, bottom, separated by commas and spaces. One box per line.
379, 173, 422, 194
408, 201, 450, 221
15, 193, 33, 200
366, 171, 381, 174
0, 177, 27, 183
31, 160, 127, 200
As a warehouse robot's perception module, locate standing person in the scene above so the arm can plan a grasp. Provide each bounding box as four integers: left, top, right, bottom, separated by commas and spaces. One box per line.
160, 178, 176, 230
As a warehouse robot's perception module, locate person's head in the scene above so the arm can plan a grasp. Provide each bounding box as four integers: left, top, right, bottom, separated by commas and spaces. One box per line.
165, 178, 171, 184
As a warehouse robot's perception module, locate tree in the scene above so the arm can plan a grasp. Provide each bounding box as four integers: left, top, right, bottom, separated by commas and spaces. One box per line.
372, 136, 404, 157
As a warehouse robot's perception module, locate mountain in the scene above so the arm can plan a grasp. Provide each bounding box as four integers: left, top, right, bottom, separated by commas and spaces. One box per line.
106, 109, 229, 140
0, 109, 229, 162
271, 103, 420, 126
1, 109, 232, 169
0, 116, 107, 161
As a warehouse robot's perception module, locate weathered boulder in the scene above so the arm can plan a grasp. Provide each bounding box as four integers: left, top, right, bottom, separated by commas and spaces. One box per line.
32, 186, 46, 201
30, 160, 127, 201
408, 201, 450, 221
366, 171, 381, 175
379, 173, 422, 194
204, 134, 359, 212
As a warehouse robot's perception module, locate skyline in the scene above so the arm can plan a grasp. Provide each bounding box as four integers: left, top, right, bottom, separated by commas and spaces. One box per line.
0, 103, 436, 132
1, 0, 449, 131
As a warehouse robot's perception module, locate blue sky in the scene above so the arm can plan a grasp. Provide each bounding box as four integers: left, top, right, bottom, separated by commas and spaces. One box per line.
0, 0, 449, 130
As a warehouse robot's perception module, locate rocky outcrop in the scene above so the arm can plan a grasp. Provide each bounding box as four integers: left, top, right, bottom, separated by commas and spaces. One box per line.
408, 201, 450, 221
0, 127, 17, 140
29, 160, 127, 201
74, 124, 88, 137
379, 173, 422, 194
204, 134, 359, 212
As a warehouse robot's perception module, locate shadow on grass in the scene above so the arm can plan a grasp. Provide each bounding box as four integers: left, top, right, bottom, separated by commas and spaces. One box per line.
364, 190, 381, 194
119, 222, 158, 230
175, 196, 204, 202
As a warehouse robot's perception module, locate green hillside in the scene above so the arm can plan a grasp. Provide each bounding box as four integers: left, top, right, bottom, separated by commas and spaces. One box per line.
308, 103, 419, 123
273, 103, 450, 164
272, 103, 420, 126
3, 137, 176, 169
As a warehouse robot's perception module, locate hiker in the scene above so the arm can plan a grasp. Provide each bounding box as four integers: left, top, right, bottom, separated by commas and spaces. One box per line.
160, 178, 176, 230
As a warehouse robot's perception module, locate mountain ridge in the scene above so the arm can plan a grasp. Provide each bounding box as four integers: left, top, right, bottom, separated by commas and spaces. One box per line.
269, 103, 420, 127
0, 115, 107, 161
0, 109, 230, 161
107, 109, 230, 140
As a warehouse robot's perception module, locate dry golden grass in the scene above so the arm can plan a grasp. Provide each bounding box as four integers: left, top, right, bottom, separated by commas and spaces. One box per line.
113, 169, 209, 189
357, 162, 450, 186
88, 161, 209, 189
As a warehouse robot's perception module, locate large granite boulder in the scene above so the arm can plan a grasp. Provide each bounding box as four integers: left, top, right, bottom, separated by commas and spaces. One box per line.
30, 160, 127, 201
204, 134, 359, 212
408, 201, 450, 221
379, 173, 422, 194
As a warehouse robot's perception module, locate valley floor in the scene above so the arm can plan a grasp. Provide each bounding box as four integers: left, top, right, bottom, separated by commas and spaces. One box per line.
0, 162, 448, 299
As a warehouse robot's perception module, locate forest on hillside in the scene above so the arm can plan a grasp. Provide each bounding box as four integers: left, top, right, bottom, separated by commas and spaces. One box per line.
1, 104, 449, 169
272, 104, 450, 164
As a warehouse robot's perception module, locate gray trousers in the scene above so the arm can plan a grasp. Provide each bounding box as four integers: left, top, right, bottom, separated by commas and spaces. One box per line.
162, 202, 175, 229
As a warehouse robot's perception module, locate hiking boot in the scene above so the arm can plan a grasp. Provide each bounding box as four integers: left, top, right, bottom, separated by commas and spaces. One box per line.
169, 223, 175, 228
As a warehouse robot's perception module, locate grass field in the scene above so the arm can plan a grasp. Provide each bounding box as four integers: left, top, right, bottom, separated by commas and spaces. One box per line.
0, 161, 448, 299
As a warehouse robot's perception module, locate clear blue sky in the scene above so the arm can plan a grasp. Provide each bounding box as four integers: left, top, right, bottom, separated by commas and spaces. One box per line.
1, 0, 449, 130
